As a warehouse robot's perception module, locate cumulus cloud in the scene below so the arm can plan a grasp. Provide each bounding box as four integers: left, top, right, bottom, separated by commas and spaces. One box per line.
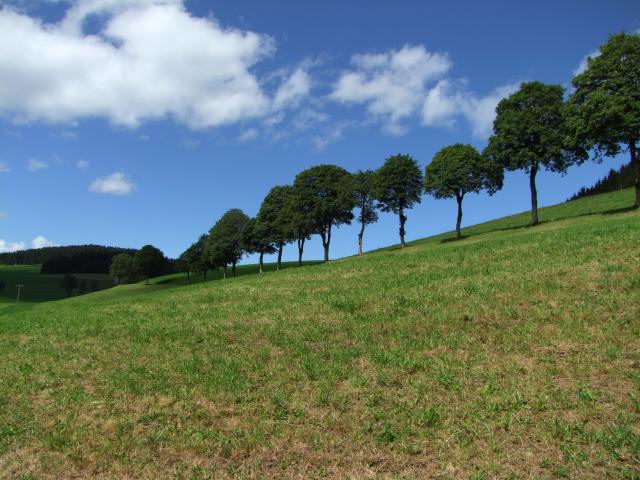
32, 235, 58, 249
330, 45, 452, 134
0, 162, 10, 173
0, 239, 26, 253
27, 158, 47, 171
89, 172, 135, 195
0, 0, 275, 128
77, 159, 90, 169
422, 79, 519, 138
573, 50, 600, 76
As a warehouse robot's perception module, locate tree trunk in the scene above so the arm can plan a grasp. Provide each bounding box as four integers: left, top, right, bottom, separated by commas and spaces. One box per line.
297, 238, 305, 266
204, 269, 207, 281
321, 225, 332, 261
529, 164, 539, 226
455, 192, 464, 240
223, 265, 227, 279
259, 252, 264, 273
187, 270, 190, 284
358, 221, 365, 255
232, 261, 236, 277
399, 208, 406, 248
277, 243, 283, 270
631, 141, 639, 208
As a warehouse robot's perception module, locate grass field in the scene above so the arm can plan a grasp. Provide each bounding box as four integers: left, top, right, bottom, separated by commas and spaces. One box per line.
0, 265, 113, 307
0, 188, 638, 478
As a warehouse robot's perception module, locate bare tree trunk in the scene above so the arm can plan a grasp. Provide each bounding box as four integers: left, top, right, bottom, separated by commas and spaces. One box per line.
456, 192, 464, 240
530, 163, 539, 226
277, 243, 283, 270
358, 221, 365, 255
631, 141, 639, 208
259, 252, 264, 273
399, 208, 406, 248
223, 265, 227, 279
187, 270, 190, 284
232, 261, 236, 277
321, 225, 332, 261
297, 238, 305, 266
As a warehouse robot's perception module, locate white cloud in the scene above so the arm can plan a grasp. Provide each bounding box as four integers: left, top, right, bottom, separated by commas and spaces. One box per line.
77, 159, 90, 169
272, 67, 312, 110
0, 0, 275, 129
237, 128, 258, 142
27, 158, 47, 171
330, 45, 452, 134
32, 235, 58, 249
0, 162, 10, 173
422, 79, 519, 138
573, 50, 600, 76
0, 239, 26, 253
89, 171, 135, 195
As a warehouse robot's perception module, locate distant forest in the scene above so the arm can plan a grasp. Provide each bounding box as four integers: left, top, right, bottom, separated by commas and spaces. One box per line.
568, 162, 635, 201
0, 245, 138, 274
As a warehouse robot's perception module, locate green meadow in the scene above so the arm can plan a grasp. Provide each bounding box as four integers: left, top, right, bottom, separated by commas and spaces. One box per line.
0, 188, 638, 478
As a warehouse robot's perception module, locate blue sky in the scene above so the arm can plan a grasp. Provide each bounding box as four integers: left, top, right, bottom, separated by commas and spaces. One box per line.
0, 0, 638, 261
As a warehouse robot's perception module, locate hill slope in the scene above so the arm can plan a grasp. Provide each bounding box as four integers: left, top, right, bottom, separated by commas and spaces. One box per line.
0, 189, 638, 478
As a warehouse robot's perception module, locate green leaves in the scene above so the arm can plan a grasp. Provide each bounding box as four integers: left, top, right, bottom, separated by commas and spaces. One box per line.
374, 154, 423, 214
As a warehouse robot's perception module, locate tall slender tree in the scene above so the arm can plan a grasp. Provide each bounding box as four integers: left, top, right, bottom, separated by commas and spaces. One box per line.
485, 81, 580, 225
351, 170, 379, 255
566, 32, 640, 208
424, 144, 503, 240
242, 217, 277, 273
206, 209, 249, 278
293, 165, 354, 261
257, 186, 294, 270
285, 186, 314, 266
375, 154, 423, 248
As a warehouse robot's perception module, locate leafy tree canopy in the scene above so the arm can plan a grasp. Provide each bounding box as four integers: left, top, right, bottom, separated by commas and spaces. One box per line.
206, 209, 250, 268
109, 253, 138, 284
134, 245, 166, 283
257, 185, 295, 246
425, 144, 503, 200
351, 169, 379, 226
374, 154, 423, 214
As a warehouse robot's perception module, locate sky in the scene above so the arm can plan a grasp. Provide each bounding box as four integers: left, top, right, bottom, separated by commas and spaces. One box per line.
0, 0, 638, 262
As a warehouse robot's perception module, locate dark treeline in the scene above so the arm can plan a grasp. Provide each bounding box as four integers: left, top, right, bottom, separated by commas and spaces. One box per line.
568, 162, 635, 201
0, 245, 136, 270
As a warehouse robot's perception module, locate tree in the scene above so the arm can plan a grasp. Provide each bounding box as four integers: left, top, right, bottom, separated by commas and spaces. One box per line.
109, 253, 138, 284
257, 186, 294, 270
285, 186, 314, 266
486, 81, 580, 226
375, 154, 423, 248
351, 170, 379, 255
566, 32, 640, 208
60, 273, 78, 297
425, 144, 503, 240
242, 217, 277, 273
293, 165, 354, 261
0, 280, 5, 293
206, 209, 249, 278
134, 245, 166, 285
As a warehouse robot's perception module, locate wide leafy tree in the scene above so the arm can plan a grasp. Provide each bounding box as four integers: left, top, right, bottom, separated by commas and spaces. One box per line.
425, 144, 503, 240
374, 154, 423, 248
242, 217, 277, 273
566, 32, 640, 208
177, 238, 207, 283
134, 245, 166, 284
293, 165, 354, 261
206, 209, 250, 278
109, 252, 138, 284
257, 186, 294, 270
351, 170, 379, 255
486, 81, 581, 226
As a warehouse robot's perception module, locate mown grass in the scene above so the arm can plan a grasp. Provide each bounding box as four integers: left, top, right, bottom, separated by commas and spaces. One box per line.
0, 265, 113, 307
0, 188, 638, 479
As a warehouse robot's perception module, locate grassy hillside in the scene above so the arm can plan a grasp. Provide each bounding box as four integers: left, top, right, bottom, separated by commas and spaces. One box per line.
0, 188, 638, 478
0, 265, 113, 307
